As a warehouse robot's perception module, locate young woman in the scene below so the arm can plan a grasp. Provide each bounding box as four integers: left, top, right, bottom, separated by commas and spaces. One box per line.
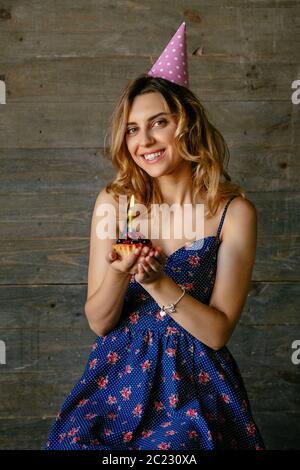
45, 23, 265, 450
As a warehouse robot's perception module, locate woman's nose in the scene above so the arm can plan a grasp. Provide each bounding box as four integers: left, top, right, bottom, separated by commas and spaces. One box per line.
139, 128, 155, 146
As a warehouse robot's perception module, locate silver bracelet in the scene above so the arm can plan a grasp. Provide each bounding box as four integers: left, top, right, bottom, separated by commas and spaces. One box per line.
158, 286, 186, 317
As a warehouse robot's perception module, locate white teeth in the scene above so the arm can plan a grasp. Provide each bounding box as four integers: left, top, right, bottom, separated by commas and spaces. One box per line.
143, 150, 164, 160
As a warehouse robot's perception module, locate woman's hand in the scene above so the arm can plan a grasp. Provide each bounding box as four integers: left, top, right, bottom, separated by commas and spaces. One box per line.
105, 247, 143, 275
134, 246, 168, 285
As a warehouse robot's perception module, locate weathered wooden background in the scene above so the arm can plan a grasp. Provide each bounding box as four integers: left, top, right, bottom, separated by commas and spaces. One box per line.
0, 0, 299, 450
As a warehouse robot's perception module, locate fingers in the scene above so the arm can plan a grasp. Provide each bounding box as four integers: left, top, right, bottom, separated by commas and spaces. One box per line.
124, 247, 142, 268
151, 247, 168, 267
106, 250, 118, 263
140, 251, 163, 273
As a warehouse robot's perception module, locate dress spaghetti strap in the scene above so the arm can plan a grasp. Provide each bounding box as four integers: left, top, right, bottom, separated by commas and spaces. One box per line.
216, 196, 237, 240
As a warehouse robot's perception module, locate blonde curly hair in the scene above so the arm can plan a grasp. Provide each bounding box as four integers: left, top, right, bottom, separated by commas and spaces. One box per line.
104, 73, 245, 219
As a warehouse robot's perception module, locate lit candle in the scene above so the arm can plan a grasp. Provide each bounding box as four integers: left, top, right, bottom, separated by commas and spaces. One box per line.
127, 195, 135, 236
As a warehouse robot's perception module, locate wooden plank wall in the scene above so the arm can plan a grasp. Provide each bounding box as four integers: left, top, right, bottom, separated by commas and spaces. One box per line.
0, 0, 299, 450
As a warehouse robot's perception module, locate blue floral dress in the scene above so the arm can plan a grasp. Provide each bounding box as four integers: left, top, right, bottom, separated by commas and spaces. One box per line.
45, 196, 265, 450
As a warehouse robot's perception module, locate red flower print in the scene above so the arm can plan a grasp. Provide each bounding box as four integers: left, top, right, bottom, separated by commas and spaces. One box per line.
107, 351, 120, 365
67, 427, 79, 437
161, 421, 172, 428
172, 371, 181, 381
208, 430, 212, 441
77, 398, 89, 407
156, 310, 166, 322
165, 326, 178, 336
199, 371, 210, 384
141, 429, 154, 438
90, 342, 97, 351
221, 394, 231, 404
89, 358, 98, 369
71, 437, 81, 444
184, 283, 193, 291
186, 408, 198, 419
107, 412, 117, 420
107, 395, 117, 405
154, 401, 164, 411
84, 413, 97, 420
97, 376, 108, 389
91, 439, 100, 445
133, 403, 143, 417
166, 347, 177, 357
59, 433, 66, 442
169, 393, 179, 408
120, 386, 132, 400
188, 374, 195, 383
123, 431, 133, 442
141, 359, 152, 372
188, 430, 198, 440
129, 312, 139, 325
125, 365, 133, 374
102, 428, 113, 436
138, 293, 148, 301
188, 255, 200, 266
247, 422, 256, 436
158, 442, 170, 450
165, 430, 176, 436
143, 330, 153, 345
241, 399, 248, 411
218, 372, 225, 380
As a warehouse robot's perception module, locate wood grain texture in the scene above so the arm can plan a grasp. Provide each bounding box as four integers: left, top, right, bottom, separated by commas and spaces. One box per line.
0, 0, 299, 451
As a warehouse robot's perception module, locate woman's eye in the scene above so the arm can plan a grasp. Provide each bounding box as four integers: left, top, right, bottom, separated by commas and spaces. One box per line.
126, 120, 167, 135
127, 127, 136, 134
154, 119, 167, 126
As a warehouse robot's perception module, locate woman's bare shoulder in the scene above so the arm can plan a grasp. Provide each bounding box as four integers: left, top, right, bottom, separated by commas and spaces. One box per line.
95, 187, 119, 206
228, 195, 257, 218
223, 196, 257, 239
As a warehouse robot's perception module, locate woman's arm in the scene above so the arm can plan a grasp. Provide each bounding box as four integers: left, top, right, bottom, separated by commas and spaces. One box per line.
84, 188, 141, 336
140, 197, 257, 351
85, 265, 131, 336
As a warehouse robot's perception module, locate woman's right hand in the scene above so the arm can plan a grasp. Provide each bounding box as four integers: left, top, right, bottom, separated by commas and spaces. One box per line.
105, 247, 143, 275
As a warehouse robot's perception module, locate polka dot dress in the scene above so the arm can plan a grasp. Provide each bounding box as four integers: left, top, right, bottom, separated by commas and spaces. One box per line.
45, 196, 266, 450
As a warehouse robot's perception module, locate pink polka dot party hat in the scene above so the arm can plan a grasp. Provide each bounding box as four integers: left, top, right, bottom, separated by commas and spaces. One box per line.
147, 22, 189, 89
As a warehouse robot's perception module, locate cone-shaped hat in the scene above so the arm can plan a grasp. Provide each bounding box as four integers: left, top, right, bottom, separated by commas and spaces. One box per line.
147, 22, 189, 89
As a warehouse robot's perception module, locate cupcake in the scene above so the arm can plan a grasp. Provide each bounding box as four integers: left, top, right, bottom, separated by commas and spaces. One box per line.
112, 232, 152, 260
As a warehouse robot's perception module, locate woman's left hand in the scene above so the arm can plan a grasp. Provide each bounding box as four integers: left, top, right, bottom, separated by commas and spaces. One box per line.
134, 246, 168, 285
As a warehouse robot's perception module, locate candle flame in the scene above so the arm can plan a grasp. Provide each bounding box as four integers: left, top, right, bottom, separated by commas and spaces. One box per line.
127, 195, 135, 236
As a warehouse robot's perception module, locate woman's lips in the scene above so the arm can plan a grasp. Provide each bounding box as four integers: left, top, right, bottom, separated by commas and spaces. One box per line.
142, 149, 166, 164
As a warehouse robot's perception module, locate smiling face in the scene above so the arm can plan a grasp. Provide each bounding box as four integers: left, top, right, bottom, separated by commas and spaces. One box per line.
125, 92, 189, 178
